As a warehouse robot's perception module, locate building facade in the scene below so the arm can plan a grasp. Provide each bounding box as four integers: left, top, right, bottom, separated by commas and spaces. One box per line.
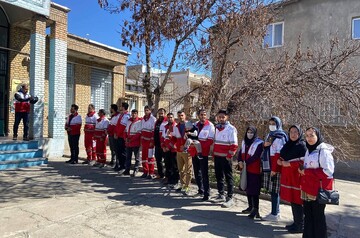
0, 0, 128, 157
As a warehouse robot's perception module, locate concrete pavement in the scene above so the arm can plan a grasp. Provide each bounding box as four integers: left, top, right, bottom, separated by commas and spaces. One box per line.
0, 157, 359, 238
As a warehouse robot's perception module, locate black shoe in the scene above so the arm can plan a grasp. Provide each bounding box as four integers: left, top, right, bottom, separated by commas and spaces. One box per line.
109, 161, 114, 166
113, 166, 121, 172
82, 160, 89, 165
147, 174, 155, 180
123, 170, 130, 175
140, 173, 148, 178
70, 160, 78, 164
285, 223, 296, 229
23, 137, 29, 141
65, 159, 73, 163
248, 209, 261, 219
241, 207, 253, 214
202, 195, 209, 201
287, 225, 303, 234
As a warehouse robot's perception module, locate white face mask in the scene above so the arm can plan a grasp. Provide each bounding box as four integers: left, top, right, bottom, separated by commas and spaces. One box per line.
269, 125, 277, 132
247, 132, 254, 139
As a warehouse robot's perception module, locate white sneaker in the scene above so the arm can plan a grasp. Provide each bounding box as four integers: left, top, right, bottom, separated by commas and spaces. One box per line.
212, 194, 226, 203
222, 197, 234, 208
263, 213, 280, 222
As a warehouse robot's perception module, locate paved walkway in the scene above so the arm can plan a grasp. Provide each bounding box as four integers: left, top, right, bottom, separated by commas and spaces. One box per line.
0, 157, 359, 238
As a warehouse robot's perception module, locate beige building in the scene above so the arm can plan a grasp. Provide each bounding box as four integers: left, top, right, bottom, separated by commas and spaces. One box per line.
0, 1, 128, 157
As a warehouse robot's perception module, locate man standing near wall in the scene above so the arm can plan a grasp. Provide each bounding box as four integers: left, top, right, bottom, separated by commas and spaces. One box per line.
107, 104, 120, 167
154, 108, 167, 179
140, 106, 157, 179
114, 102, 130, 173
65, 104, 82, 164
213, 109, 238, 208
174, 111, 192, 195
83, 104, 98, 164
13, 83, 38, 141
193, 109, 215, 201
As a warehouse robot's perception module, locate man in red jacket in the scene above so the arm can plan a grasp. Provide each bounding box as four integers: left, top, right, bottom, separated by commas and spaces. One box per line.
193, 109, 215, 201
114, 102, 130, 173
65, 104, 82, 164
124, 109, 142, 176
213, 109, 238, 207
83, 104, 98, 164
13, 84, 37, 141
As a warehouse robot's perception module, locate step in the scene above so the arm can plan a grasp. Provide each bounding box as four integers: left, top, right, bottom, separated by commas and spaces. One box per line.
0, 140, 39, 151
0, 149, 43, 161
0, 157, 48, 170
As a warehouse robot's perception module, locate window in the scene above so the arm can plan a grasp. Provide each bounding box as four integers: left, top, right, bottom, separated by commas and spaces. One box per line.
263, 22, 284, 48
352, 18, 360, 39
66, 63, 75, 114
91, 68, 112, 114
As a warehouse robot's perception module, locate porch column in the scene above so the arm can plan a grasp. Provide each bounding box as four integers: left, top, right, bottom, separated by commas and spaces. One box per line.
48, 15, 68, 156
29, 15, 46, 139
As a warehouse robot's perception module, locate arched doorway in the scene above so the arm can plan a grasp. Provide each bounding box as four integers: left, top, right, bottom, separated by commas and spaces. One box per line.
0, 7, 9, 136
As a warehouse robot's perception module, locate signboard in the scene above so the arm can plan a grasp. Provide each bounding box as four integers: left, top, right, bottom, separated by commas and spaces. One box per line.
2, 0, 51, 17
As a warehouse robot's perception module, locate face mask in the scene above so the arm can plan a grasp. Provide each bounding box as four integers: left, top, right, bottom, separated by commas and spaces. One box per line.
247, 132, 254, 139
269, 125, 277, 132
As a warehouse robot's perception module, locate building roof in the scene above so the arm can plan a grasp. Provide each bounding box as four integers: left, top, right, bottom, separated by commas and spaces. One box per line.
68, 33, 130, 56
51, 2, 70, 13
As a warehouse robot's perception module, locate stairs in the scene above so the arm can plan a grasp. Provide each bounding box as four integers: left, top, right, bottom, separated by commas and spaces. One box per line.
0, 140, 48, 170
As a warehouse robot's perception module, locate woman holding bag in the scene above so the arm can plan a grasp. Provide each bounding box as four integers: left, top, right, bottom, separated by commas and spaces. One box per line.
278, 125, 307, 233
299, 127, 334, 238
238, 126, 263, 219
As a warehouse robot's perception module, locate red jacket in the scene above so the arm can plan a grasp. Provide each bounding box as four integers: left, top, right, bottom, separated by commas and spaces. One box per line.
114, 111, 130, 139
280, 159, 304, 204
161, 121, 177, 152
65, 113, 82, 135
173, 122, 187, 152
196, 120, 215, 156
84, 111, 98, 134
94, 116, 109, 139
213, 123, 238, 158
107, 112, 120, 136
238, 139, 263, 174
140, 114, 156, 145
124, 117, 142, 147
14, 90, 31, 113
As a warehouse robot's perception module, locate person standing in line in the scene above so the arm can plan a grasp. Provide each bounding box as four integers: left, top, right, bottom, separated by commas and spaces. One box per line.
65, 104, 82, 164
212, 109, 238, 208
114, 102, 130, 173
107, 104, 120, 167
83, 104, 98, 165
238, 126, 263, 219
124, 109, 142, 176
278, 125, 307, 233
154, 108, 167, 179
299, 127, 334, 238
140, 106, 157, 179
161, 112, 179, 187
13, 83, 38, 141
262, 116, 288, 222
192, 109, 215, 201
93, 109, 109, 168
173, 111, 193, 195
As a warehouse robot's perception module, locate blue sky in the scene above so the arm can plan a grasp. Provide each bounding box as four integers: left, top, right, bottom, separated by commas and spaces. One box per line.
54, 0, 137, 63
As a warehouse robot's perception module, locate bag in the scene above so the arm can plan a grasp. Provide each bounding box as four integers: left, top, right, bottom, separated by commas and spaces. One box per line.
317, 180, 339, 205
316, 150, 339, 205
240, 162, 247, 191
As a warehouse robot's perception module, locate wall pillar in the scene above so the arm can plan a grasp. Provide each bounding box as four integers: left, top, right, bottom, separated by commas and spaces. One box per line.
29, 15, 46, 139
47, 16, 67, 157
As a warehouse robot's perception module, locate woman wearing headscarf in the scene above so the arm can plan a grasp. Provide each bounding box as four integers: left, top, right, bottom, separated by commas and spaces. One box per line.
278, 125, 307, 233
299, 127, 334, 238
262, 116, 288, 222
238, 126, 263, 219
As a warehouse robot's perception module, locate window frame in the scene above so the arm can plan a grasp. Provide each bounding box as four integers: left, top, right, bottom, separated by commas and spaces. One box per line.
263, 21, 284, 49
352, 17, 360, 40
